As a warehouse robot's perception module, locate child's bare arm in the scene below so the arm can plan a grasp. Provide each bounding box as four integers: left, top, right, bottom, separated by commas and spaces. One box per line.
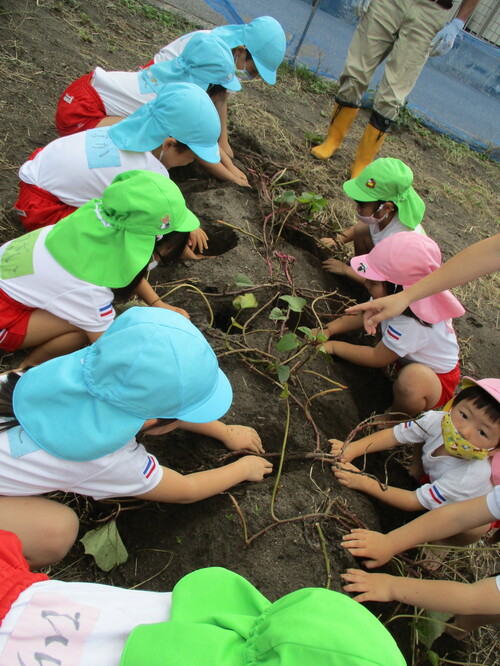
136, 456, 272, 503
177, 421, 264, 454
134, 278, 190, 318
342, 494, 494, 567
330, 428, 399, 462
312, 313, 364, 340
197, 152, 249, 187
341, 570, 500, 615
333, 462, 424, 511
323, 339, 399, 367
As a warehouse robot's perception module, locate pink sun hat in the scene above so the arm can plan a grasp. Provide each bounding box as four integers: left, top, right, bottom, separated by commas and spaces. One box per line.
350, 232, 465, 324
461, 377, 500, 484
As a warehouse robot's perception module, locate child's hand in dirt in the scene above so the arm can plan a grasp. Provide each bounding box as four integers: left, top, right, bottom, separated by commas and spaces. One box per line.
332, 461, 372, 492
342, 529, 395, 568
222, 425, 264, 454
329, 438, 351, 461
322, 258, 347, 275
242, 455, 273, 481
341, 569, 395, 603
319, 236, 337, 249
188, 228, 209, 255
230, 166, 250, 187
309, 326, 330, 342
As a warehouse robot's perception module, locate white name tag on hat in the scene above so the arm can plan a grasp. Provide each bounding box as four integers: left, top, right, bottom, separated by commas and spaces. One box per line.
85, 128, 122, 169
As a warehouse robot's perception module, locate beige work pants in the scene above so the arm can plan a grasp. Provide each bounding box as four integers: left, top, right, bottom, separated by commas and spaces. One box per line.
337, 0, 449, 120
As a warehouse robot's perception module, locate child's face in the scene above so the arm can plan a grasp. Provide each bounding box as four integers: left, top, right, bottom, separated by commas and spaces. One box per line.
450, 398, 500, 451
365, 279, 386, 300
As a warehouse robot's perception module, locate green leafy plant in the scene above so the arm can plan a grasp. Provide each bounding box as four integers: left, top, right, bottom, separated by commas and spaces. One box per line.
274, 190, 328, 219
233, 293, 258, 310
234, 273, 254, 288
80, 520, 128, 572
279, 295, 306, 312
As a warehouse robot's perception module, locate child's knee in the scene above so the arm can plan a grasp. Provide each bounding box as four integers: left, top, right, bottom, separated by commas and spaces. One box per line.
34, 505, 79, 566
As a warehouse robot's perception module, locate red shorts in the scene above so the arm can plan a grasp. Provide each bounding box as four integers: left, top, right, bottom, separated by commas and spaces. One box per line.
55, 72, 107, 136
434, 361, 461, 408
15, 149, 77, 231
0, 289, 35, 352
140, 59, 154, 69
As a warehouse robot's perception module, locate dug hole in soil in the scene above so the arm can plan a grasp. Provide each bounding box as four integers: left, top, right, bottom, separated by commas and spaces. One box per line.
1, 1, 499, 662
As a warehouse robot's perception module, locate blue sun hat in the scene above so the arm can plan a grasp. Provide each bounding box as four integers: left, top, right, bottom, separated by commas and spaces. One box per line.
213, 16, 286, 84
140, 32, 240, 93
109, 83, 221, 162
13, 308, 233, 461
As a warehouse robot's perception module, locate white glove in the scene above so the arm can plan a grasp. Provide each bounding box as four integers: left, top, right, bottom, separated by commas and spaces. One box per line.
351, 0, 371, 19
429, 18, 464, 57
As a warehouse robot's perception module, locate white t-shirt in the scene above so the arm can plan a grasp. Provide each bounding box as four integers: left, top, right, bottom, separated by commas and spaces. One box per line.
0, 426, 163, 500
0, 226, 115, 333
153, 30, 210, 63
19, 128, 167, 208
0, 580, 170, 666
381, 315, 459, 373
393, 411, 493, 510
369, 215, 425, 245
487, 485, 500, 519
91, 67, 157, 117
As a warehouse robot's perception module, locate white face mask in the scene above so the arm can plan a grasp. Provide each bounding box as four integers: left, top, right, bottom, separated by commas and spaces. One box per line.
356, 204, 388, 225
147, 259, 159, 271
234, 54, 254, 82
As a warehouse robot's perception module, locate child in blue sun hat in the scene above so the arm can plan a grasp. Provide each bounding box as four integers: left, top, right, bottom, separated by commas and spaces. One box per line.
16, 83, 223, 253
0, 307, 271, 568
55, 32, 240, 137
145, 16, 286, 168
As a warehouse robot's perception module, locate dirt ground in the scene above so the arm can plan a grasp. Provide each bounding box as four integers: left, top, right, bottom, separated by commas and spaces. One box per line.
0, 1, 499, 664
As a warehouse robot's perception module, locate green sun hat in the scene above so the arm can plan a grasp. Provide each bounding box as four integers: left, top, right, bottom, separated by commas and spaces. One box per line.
343, 157, 425, 229
45, 170, 199, 287
120, 567, 406, 666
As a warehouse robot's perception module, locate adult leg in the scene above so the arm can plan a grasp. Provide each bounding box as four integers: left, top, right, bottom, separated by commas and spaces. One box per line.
312, 0, 402, 160
0, 496, 79, 568
373, 0, 448, 121
391, 363, 442, 416
20, 309, 88, 366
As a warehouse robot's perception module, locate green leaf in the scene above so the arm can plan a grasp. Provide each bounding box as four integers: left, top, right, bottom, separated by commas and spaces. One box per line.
269, 307, 287, 321
279, 295, 306, 313
276, 364, 290, 384
276, 333, 300, 351
230, 317, 244, 330
427, 650, 441, 666
280, 384, 289, 399
233, 293, 258, 310
274, 190, 296, 205
234, 273, 253, 287
298, 326, 314, 340
80, 521, 128, 572
413, 610, 450, 649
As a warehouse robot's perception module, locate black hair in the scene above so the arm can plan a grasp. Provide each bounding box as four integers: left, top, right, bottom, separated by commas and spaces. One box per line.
172, 140, 190, 153
453, 385, 500, 426
353, 199, 399, 213
384, 283, 432, 327
206, 84, 226, 99
0, 370, 27, 432
111, 232, 189, 302
245, 49, 253, 62
136, 417, 178, 443
155, 231, 189, 266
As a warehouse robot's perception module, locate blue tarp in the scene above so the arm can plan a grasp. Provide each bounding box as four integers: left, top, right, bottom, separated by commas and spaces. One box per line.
205, 0, 500, 160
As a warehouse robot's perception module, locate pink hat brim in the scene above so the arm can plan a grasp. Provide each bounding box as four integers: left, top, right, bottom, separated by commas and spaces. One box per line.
350, 254, 387, 282
408, 289, 465, 324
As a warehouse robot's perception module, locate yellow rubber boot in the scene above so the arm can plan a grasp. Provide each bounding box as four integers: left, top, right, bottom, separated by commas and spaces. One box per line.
311, 104, 359, 160
350, 123, 387, 177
